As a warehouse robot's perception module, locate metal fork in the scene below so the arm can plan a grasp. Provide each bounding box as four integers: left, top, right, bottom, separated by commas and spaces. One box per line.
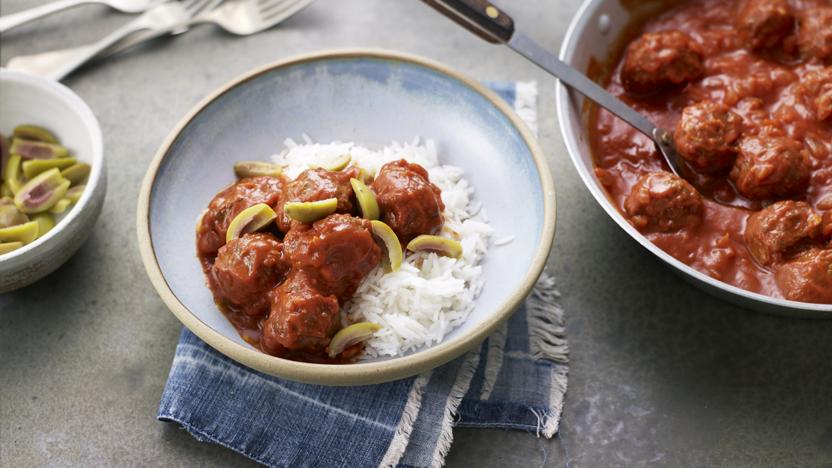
0, 0, 162, 33
5, 0, 222, 81
6, 0, 313, 80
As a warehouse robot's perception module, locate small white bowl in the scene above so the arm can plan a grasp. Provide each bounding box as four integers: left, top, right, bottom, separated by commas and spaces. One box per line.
0, 69, 106, 292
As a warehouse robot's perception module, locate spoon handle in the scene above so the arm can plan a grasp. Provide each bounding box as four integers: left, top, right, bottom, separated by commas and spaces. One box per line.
507, 32, 658, 138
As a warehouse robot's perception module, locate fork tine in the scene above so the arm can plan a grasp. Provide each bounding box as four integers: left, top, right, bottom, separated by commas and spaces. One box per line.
258, 0, 306, 17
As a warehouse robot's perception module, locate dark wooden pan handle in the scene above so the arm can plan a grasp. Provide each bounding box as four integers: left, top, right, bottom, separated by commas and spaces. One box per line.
421, 0, 515, 44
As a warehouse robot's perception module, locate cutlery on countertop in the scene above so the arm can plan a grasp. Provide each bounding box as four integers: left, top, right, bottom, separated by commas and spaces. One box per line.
421, 0, 686, 178
5, 0, 314, 80
0, 0, 163, 33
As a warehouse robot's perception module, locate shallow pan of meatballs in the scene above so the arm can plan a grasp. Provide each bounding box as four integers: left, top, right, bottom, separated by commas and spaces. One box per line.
137, 50, 555, 385
558, 0, 832, 316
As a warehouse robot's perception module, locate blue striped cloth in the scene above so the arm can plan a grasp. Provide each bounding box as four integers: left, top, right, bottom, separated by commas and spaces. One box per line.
157, 82, 568, 468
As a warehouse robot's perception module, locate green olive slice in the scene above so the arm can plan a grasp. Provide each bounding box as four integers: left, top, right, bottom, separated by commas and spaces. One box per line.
22, 157, 77, 180
315, 154, 351, 172
0, 183, 12, 198
61, 163, 91, 186
406, 235, 463, 259
49, 198, 72, 214
0, 220, 38, 244
0, 205, 28, 228
225, 203, 277, 242
32, 212, 55, 237
0, 241, 23, 255
327, 322, 381, 358
370, 220, 403, 272
4, 154, 22, 192
9, 139, 68, 159
350, 178, 379, 220
233, 161, 283, 178
14, 168, 70, 214
64, 185, 85, 203
13, 125, 58, 143
283, 198, 338, 224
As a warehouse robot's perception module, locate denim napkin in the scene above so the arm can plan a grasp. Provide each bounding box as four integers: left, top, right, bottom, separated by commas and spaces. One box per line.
158, 82, 569, 468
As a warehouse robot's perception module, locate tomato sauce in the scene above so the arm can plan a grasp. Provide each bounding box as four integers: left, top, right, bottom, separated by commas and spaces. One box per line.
590, 0, 831, 300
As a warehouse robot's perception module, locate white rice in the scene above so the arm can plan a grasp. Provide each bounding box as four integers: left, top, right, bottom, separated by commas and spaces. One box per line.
272, 137, 494, 358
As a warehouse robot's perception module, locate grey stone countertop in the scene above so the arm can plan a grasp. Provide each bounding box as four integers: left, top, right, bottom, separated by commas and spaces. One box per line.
1, 0, 831, 466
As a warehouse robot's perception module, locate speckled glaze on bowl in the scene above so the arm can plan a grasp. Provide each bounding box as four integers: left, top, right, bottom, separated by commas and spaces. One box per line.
137, 50, 556, 385
0, 70, 106, 293
556, 0, 832, 317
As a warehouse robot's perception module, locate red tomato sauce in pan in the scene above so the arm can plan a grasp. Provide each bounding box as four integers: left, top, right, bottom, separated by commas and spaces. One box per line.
590, 0, 832, 303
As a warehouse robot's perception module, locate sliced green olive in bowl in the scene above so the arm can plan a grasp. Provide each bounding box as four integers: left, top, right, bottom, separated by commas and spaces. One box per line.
350, 178, 379, 220
226, 203, 277, 242
328, 322, 381, 358
370, 220, 403, 272
0, 204, 28, 228
284, 198, 338, 223
0, 220, 39, 244
4, 154, 23, 194
233, 161, 283, 178
14, 168, 70, 214
406, 235, 463, 259
31, 212, 55, 236
22, 157, 77, 180
13, 125, 58, 144
64, 185, 85, 203
0, 241, 24, 254
61, 163, 91, 186
9, 139, 68, 159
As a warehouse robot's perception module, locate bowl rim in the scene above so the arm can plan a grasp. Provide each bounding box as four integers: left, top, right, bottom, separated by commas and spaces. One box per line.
0, 69, 104, 263
136, 48, 557, 385
555, 0, 832, 315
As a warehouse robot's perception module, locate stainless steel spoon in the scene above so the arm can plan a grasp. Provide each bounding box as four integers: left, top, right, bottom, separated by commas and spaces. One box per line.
421, 0, 685, 176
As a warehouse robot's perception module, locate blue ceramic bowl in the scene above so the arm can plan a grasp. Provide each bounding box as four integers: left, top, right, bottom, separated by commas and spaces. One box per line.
137, 50, 556, 385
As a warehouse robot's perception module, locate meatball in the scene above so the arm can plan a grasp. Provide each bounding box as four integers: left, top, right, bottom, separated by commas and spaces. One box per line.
371, 159, 445, 243
775, 249, 832, 304
197, 176, 285, 258
620, 30, 704, 95
210, 233, 290, 316
276, 168, 357, 232
262, 270, 340, 354
797, 7, 832, 62
797, 67, 832, 121
624, 172, 704, 233
730, 132, 811, 200
744, 201, 823, 266
674, 101, 744, 172
736, 0, 794, 52
284, 214, 381, 302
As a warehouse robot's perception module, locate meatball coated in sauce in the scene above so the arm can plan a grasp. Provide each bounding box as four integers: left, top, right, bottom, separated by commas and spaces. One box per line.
674, 101, 744, 172
620, 30, 704, 95
798, 67, 832, 121
275, 168, 357, 232
744, 201, 823, 266
372, 159, 445, 243
736, 0, 795, 52
624, 172, 704, 233
210, 233, 290, 316
197, 176, 285, 257
730, 132, 811, 200
775, 249, 832, 304
797, 7, 832, 62
284, 214, 382, 303
262, 270, 340, 355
